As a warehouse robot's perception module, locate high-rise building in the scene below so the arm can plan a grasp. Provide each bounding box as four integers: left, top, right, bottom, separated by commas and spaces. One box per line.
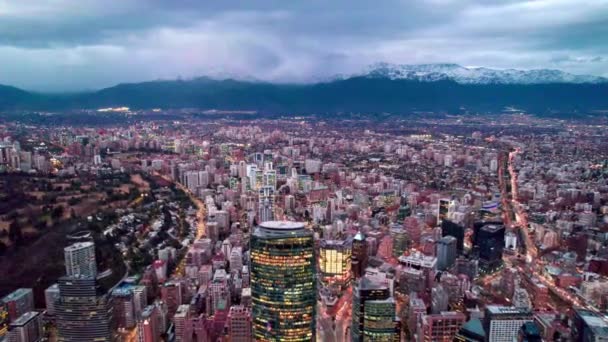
173, 304, 191, 342
390, 225, 410, 258
257, 186, 275, 223
230, 247, 243, 274
228, 305, 252, 342
112, 288, 135, 329
250, 221, 315, 341
404, 216, 422, 248
437, 235, 457, 271
431, 285, 449, 314
483, 305, 533, 342
7, 311, 42, 342
351, 276, 400, 342
437, 199, 451, 225
441, 220, 465, 254
207, 270, 231, 317
420, 311, 466, 342
55, 276, 115, 341
64, 242, 97, 278
474, 223, 505, 274
44, 284, 60, 316
131, 286, 148, 320
137, 305, 160, 342
352, 231, 368, 279
1, 289, 34, 324
319, 239, 352, 287
571, 308, 608, 342
160, 280, 183, 317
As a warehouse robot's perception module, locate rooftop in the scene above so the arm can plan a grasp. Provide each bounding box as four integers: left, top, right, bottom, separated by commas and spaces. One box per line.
486, 305, 532, 315
460, 318, 485, 337
2, 288, 32, 302
10, 311, 39, 326
64, 241, 95, 251
259, 221, 305, 230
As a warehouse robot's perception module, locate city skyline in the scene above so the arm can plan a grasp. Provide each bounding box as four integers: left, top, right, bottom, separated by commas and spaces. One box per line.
1, 1, 608, 341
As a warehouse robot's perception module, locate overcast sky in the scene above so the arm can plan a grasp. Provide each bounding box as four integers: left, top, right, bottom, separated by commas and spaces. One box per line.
1, 0, 607, 91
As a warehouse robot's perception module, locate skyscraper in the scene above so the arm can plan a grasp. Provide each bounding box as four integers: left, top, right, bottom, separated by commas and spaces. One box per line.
352, 231, 368, 279
436, 235, 457, 271
390, 224, 410, 258
55, 276, 115, 341
137, 305, 160, 342
351, 276, 400, 342
258, 186, 275, 223
474, 223, 505, 274
441, 220, 465, 254
112, 287, 135, 329
250, 221, 315, 341
64, 241, 97, 278
319, 238, 352, 288
437, 198, 451, 225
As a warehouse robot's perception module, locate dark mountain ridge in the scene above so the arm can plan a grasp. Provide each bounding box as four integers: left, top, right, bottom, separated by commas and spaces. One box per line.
1, 75, 607, 114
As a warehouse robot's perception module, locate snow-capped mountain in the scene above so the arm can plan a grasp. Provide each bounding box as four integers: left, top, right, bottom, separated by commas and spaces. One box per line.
360, 63, 608, 84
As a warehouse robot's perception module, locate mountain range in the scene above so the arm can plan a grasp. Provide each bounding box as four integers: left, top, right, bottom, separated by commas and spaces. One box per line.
1, 64, 607, 114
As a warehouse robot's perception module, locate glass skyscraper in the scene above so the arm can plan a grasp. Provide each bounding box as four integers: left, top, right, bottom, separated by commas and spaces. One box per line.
250, 221, 316, 341
352, 276, 400, 342
55, 276, 115, 341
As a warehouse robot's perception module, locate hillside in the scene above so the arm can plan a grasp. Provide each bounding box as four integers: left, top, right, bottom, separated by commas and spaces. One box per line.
1, 69, 607, 114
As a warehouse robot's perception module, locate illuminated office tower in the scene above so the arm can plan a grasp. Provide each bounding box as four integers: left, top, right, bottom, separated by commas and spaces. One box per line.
437, 199, 451, 225
64, 241, 97, 278
55, 276, 114, 341
250, 221, 315, 341
258, 186, 275, 223
351, 276, 400, 342
319, 239, 352, 287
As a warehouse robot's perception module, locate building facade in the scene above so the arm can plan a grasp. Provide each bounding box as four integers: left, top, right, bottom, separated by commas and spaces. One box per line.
250, 221, 316, 341
64, 242, 97, 278
55, 277, 115, 341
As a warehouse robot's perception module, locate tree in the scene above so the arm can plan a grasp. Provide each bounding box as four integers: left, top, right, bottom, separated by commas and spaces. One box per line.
52, 205, 64, 219
8, 220, 23, 245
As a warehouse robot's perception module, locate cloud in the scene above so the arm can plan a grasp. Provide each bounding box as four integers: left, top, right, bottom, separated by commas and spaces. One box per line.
0, 0, 606, 91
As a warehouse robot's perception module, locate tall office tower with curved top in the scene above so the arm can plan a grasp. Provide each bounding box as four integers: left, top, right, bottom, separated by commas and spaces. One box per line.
250, 221, 316, 341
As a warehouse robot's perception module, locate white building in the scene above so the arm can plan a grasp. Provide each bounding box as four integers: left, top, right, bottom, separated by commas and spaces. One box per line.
484, 305, 533, 342
64, 241, 97, 278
